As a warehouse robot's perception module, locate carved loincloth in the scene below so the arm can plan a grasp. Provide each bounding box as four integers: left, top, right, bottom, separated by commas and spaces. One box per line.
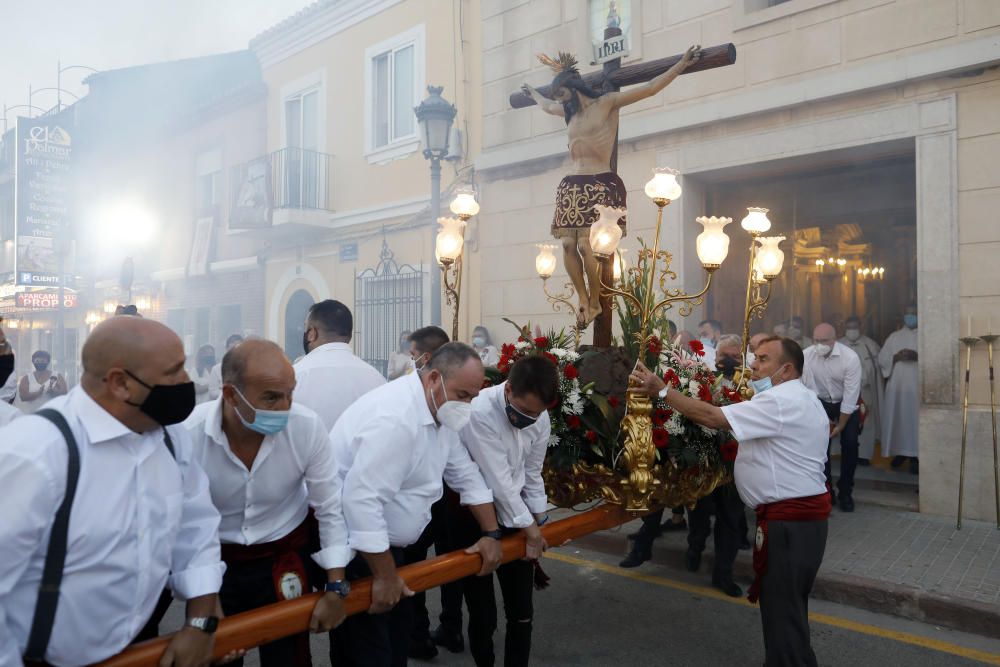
551, 172, 627, 239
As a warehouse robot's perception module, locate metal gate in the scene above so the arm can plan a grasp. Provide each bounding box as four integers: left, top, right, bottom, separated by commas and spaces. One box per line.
355, 239, 425, 376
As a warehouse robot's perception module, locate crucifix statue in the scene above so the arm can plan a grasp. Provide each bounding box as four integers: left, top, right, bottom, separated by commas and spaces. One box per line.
511, 33, 737, 346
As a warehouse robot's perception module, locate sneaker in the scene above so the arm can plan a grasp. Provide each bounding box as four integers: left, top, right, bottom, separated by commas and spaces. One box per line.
857, 458, 871, 467
619, 544, 652, 568
430, 625, 464, 654
891, 455, 906, 468
909, 458, 919, 475
408, 637, 439, 661
712, 576, 743, 598
839, 494, 855, 512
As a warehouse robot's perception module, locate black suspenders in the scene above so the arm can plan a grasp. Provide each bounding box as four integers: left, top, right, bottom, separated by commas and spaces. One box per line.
22, 410, 176, 662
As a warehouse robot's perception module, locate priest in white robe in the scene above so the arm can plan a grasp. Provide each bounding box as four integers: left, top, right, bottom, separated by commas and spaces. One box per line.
878, 304, 919, 469
841, 316, 884, 462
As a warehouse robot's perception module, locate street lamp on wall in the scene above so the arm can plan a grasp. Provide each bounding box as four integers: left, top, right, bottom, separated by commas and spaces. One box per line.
435, 186, 480, 342
415, 85, 458, 330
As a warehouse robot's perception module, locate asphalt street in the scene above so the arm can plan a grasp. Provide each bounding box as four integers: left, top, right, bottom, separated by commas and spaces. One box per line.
161, 540, 1000, 666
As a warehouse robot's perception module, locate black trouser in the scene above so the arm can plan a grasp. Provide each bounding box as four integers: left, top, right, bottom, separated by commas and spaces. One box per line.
133, 588, 173, 642
759, 519, 828, 667
821, 400, 861, 497
451, 504, 534, 667
686, 484, 744, 578
220, 545, 323, 667
330, 548, 412, 667
408, 493, 464, 642
632, 506, 686, 550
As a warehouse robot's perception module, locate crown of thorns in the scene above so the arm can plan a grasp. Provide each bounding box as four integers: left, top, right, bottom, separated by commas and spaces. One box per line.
537, 52, 579, 75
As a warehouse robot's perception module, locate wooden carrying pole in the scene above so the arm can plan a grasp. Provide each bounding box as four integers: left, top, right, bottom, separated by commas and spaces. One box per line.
98, 504, 628, 667
508, 43, 737, 109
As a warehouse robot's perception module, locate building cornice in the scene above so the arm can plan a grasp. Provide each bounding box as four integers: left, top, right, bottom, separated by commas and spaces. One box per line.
476, 33, 1000, 173
251, 0, 403, 69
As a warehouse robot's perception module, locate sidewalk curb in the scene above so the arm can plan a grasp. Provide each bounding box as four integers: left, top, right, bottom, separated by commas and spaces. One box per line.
576, 530, 1000, 640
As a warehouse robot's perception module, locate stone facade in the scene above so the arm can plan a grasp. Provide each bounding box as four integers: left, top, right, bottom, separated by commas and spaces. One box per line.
469, 0, 1000, 520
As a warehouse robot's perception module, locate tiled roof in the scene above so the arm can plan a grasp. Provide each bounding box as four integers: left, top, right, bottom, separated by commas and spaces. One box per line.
249, 0, 341, 48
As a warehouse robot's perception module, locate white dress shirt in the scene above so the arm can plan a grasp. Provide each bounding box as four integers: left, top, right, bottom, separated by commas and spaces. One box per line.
331, 372, 494, 554
294, 342, 387, 432
802, 341, 862, 414
185, 398, 352, 570
720, 379, 829, 509
0, 399, 21, 426
0, 387, 224, 667
460, 383, 550, 529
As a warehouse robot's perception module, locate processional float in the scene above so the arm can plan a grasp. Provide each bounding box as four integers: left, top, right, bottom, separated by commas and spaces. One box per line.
100, 36, 755, 667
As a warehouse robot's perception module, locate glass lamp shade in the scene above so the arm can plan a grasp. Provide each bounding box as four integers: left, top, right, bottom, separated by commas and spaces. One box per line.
754, 235, 786, 279
613, 249, 628, 281
449, 189, 480, 219
535, 244, 558, 279
695, 216, 732, 268
589, 205, 626, 258
644, 167, 682, 203
740, 207, 772, 234
435, 217, 466, 265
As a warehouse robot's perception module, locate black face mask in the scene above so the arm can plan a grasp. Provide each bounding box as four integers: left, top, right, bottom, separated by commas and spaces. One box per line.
718, 356, 741, 380
505, 394, 538, 430
124, 370, 196, 426
0, 355, 14, 386
33, 361, 49, 372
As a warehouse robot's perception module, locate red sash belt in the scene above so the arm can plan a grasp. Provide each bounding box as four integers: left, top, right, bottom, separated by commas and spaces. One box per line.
747, 492, 831, 604
220, 513, 315, 563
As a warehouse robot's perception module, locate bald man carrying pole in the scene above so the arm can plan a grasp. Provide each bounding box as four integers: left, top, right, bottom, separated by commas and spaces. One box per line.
0, 317, 225, 667
631, 336, 831, 667
185, 339, 351, 667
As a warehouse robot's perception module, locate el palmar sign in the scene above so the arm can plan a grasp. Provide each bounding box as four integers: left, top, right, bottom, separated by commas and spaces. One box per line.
15, 292, 77, 309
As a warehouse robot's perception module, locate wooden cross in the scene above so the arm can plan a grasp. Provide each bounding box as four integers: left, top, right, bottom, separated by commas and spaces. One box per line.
509, 39, 737, 348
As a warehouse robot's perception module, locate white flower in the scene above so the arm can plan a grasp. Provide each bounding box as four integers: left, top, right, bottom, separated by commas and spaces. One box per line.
547, 433, 560, 448
515, 341, 531, 351
551, 348, 567, 359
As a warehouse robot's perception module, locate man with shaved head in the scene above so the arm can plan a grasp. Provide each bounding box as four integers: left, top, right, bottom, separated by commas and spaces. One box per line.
185, 338, 351, 667
0, 317, 224, 666
802, 323, 863, 512
330, 342, 503, 666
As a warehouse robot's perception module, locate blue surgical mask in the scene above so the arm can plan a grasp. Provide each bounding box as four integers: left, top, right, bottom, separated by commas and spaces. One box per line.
232, 386, 290, 435
750, 365, 786, 395
700, 336, 716, 349
903, 314, 917, 329
472, 336, 486, 348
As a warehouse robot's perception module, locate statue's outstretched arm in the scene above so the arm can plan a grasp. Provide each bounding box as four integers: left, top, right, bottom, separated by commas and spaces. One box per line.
610, 45, 702, 109
521, 83, 565, 117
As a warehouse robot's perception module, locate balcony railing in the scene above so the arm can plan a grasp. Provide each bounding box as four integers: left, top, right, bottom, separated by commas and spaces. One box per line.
230, 147, 332, 227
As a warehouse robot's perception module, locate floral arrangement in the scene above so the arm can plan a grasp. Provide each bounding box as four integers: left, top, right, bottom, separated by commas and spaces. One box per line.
490, 321, 619, 469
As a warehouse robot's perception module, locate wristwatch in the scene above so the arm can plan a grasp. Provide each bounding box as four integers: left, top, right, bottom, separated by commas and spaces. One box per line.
186, 616, 219, 633
324, 579, 351, 598
482, 528, 504, 540
658, 386, 670, 400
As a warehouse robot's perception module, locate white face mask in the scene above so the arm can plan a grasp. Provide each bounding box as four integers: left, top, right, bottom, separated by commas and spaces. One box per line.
815, 343, 832, 357
430, 376, 473, 432
845, 329, 861, 342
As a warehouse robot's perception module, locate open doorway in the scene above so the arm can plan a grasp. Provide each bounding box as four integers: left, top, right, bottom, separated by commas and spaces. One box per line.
701, 143, 919, 509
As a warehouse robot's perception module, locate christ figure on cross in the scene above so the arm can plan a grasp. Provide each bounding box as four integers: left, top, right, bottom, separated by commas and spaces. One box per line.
520, 45, 701, 327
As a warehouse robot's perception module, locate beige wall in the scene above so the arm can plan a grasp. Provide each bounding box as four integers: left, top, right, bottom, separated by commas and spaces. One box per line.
473, 0, 1000, 519
256, 0, 484, 348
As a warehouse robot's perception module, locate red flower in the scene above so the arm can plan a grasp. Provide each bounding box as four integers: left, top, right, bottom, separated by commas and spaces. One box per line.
697, 382, 713, 403
652, 407, 672, 426
518, 336, 526, 343
564, 364, 579, 380
501, 343, 516, 357
721, 440, 739, 462
566, 415, 582, 429
688, 339, 705, 356
585, 430, 598, 443
653, 429, 670, 449
608, 395, 620, 409
663, 369, 681, 388
534, 336, 550, 349
647, 336, 663, 358
543, 352, 558, 365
